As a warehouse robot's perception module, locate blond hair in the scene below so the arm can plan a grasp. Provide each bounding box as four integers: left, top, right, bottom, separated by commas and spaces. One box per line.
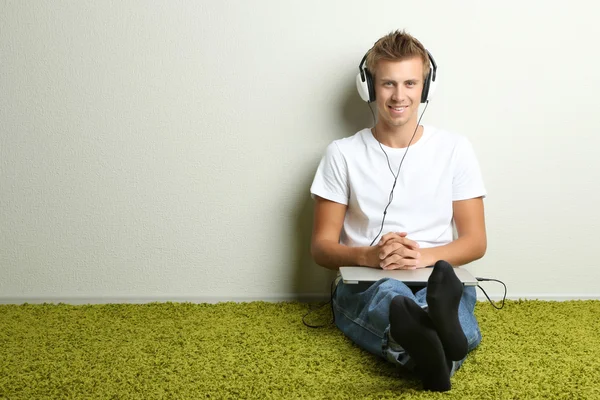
365, 30, 430, 82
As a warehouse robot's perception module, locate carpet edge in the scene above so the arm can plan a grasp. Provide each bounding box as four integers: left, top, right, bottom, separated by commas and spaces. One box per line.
1, 293, 599, 305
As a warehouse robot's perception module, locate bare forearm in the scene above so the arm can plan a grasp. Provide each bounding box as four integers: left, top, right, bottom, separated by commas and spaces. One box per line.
311, 240, 374, 271
420, 236, 486, 267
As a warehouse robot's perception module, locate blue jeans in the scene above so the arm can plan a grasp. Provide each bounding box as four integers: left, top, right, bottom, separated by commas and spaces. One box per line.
332, 277, 481, 376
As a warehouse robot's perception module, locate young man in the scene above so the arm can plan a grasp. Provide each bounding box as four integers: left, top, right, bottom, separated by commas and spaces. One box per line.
309, 30, 487, 392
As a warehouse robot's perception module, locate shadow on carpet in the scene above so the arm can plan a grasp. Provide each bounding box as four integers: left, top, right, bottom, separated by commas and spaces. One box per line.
1, 300, 600, 399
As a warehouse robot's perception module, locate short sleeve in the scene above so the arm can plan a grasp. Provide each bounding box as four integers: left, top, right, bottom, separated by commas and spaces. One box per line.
310, 142, 349, 205
452, 137, 487, 201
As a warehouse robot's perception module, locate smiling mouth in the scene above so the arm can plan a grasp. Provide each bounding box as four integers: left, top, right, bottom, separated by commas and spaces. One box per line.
389, 105, 407, 113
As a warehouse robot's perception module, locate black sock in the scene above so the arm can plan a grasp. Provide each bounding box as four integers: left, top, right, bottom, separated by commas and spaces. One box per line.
389, 295, 451, 392
426, 260, 468, 361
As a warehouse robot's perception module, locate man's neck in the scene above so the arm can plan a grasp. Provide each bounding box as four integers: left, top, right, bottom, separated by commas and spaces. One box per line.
372, 120, 422, 149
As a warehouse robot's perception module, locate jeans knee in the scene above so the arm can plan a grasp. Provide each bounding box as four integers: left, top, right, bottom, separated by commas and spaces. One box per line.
374, 278, 412, 296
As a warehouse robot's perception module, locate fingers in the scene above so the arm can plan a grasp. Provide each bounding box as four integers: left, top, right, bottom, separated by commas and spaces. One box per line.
379, 253, 420, 270
393, 237, 420, 251
381, 262, 417, 270
378, 232, 420, 250
378, 242, 421, 261
378, 232, 407, 246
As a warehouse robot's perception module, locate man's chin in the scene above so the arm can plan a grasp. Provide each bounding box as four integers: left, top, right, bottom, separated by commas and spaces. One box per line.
385, 118, 410, 128
386, 113, 418, 128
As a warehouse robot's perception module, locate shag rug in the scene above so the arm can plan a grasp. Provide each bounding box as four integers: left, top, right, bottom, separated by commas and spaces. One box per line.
1, 300, 600, 399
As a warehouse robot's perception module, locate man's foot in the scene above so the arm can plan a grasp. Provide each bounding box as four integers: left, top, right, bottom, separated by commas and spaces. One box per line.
389, 295, 451, 392
426, 260, 468, 361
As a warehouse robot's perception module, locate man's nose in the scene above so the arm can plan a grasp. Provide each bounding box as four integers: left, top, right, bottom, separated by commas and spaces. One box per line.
391, 86, 406, 101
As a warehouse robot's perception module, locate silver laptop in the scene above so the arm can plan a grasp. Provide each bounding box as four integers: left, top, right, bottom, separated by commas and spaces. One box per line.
339, 266, 479, 286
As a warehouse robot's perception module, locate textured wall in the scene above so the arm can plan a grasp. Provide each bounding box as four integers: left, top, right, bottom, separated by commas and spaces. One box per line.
1, 1, 599, 302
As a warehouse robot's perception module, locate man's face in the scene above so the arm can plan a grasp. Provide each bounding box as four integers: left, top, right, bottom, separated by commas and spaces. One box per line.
373, 57, 425, 129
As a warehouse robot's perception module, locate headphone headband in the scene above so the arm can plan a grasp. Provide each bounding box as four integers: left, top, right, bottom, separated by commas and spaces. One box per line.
358, 54, 368, 81
427, 50, 437, 81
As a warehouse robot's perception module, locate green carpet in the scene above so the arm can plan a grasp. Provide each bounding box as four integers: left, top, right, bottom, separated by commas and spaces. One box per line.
1, 300, 600, 399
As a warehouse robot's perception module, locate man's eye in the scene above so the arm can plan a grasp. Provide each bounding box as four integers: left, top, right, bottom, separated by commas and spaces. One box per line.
384, 82, 394, 86
406, 81, 416, 87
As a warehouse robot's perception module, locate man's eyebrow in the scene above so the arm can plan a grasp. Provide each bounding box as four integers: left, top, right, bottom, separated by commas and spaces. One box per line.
378, 77, 421, 83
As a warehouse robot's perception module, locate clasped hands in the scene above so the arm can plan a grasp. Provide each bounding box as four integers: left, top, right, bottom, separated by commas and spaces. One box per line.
374, 232, 429, 270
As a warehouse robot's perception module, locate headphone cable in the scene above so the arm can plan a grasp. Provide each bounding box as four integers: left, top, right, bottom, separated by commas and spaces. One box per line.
368, 100, 429, 246
475, 277, 507, 309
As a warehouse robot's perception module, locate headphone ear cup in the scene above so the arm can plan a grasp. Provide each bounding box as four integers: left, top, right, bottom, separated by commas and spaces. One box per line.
356, 72, 371, 102
365, 69, 375, 102
421, 69, 432, 103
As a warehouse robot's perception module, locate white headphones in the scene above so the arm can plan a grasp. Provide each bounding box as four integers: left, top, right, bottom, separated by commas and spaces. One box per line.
356, 49, 438, 104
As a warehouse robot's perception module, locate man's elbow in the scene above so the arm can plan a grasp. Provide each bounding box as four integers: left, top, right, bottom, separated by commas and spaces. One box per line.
310, 240, 325, 267
311, 239, 337, 270
473, 237, 487, 260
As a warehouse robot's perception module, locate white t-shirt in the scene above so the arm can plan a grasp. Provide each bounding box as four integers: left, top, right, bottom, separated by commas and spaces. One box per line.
310, 125, 486, 249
